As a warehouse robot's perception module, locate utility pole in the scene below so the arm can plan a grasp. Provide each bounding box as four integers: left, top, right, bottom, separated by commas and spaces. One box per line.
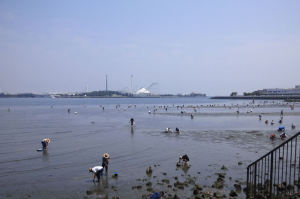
106, 75, 108, 92
130, 75, 133, 95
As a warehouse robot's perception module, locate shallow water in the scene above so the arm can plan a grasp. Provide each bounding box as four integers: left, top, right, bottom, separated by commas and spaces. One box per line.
0, 98, 299, 199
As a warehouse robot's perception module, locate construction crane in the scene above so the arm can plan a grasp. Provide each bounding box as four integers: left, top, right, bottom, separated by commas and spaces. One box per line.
147, 82, 159, 92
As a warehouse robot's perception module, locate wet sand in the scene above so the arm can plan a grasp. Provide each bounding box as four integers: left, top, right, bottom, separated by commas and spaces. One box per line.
0, 98, 299, 199
156, 111, 300, 117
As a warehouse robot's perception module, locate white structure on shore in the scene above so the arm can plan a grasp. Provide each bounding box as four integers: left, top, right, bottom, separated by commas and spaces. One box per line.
136, 88, 150, 95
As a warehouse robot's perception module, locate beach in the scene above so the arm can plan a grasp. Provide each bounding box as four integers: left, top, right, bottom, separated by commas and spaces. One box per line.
0, 98, 299, 199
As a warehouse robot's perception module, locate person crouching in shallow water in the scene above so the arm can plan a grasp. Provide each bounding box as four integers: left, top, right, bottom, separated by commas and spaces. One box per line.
89, 166, 103, 182
41, 138, 50, 150
165, 128, 172, 133
175, 127, 180, 134
280, 132, 287, 139
150, 191, 164, 199
130, 118, 135, 126
102, 153, 110, 174
177, 154, 190, 167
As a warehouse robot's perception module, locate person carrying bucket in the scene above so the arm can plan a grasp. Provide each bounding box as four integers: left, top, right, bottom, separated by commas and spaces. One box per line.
41, 138, 50, 150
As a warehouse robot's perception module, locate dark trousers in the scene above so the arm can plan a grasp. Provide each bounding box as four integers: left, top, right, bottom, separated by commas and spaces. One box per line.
41, 141, 47, 149
102, 163, 108, 173
95, 170, 103, 181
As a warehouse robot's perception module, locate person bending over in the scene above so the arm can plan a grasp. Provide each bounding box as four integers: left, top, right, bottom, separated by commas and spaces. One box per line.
41, 138, 50, 150
89, 166, 103, 182
179, 154, 190, 166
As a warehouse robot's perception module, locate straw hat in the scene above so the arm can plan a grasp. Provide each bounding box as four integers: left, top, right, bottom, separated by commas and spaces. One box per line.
89, 168, 92, 172
103, 153, 110, 158
46, 138, 51, 143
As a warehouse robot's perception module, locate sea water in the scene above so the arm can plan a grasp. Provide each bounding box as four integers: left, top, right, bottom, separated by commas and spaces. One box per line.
0, 98, 299, 199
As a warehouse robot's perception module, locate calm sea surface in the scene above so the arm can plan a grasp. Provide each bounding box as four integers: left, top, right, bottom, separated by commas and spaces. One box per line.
0, 97, 299, 199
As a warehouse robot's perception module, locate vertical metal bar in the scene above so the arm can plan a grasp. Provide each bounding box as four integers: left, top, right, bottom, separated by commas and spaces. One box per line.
298, 137, 300, 193
264, 157, 266, 185
272, 150, 277, 193
270, 151, 274, 198
278, 147, 281, 196
264, 157, 266, 193
286, 142, 288, 194
256, 161, 260, 193
293, 137, 297, 194
250, 167, 252, 198
254, 163, 257, 198
290, 138, 293, 194
282, 145, 285, 189
252, 166, 254, 197
268, 155, 270, 195
247, 167, 249, 198
261, 158, 263, 186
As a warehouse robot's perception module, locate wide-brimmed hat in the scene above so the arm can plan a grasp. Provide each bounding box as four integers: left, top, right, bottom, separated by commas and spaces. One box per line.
46, 138, 51, 143
89, 168, 92, 172
103, 153, 110, 158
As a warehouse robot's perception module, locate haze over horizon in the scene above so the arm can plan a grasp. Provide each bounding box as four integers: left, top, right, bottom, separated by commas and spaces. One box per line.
0, 1, 300, 96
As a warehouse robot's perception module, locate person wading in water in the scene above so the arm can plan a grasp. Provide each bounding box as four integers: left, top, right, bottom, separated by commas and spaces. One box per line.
102, 153, 110, 174
130, 118, 135, 126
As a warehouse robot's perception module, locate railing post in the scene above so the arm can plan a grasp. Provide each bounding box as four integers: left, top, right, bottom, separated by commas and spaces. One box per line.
247, 167, 249, 198
270, 151, 273, 198
254, 163, 257, 198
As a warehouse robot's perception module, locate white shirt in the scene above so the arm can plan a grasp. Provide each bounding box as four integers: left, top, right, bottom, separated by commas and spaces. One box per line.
92, 166, 103, 173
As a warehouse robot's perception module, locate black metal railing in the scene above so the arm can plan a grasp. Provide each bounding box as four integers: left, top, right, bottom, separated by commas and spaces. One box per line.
247, 131, 300, 199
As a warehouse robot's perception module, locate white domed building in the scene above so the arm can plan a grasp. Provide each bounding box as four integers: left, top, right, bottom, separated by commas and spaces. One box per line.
136, 88, 151, 96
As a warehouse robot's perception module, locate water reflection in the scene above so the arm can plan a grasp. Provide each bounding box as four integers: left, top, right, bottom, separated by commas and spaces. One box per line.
42, 150, 49, 161
87, 182, 108, 197
130, 126, 134, 137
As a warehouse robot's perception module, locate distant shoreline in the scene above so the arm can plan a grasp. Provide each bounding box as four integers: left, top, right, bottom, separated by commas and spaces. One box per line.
211, 95, 300, 101
0, 95, 206, 99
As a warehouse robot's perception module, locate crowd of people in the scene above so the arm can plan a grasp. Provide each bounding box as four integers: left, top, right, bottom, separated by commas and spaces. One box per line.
260, 109, 297, 140
38, 103, 298, 199
39, 116, 188, 199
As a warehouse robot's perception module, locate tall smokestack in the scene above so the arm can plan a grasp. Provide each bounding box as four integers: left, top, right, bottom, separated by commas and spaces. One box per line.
130, 74, 133, 94
106, 75, 108, 91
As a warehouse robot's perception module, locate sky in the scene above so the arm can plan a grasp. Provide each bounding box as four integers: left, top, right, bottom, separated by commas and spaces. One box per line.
0, 0, 300, 96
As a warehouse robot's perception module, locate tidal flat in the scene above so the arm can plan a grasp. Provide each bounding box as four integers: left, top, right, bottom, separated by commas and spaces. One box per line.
0, 98, 299, 199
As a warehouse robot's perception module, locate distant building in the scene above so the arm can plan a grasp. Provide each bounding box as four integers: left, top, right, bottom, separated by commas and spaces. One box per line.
248, 85, 300, 96
230, 92, 238, 96
189, 92, 206, 97
136, 88, 151, 96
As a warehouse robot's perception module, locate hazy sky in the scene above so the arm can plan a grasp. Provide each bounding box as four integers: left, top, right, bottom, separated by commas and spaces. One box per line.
0, 1, 300, 95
